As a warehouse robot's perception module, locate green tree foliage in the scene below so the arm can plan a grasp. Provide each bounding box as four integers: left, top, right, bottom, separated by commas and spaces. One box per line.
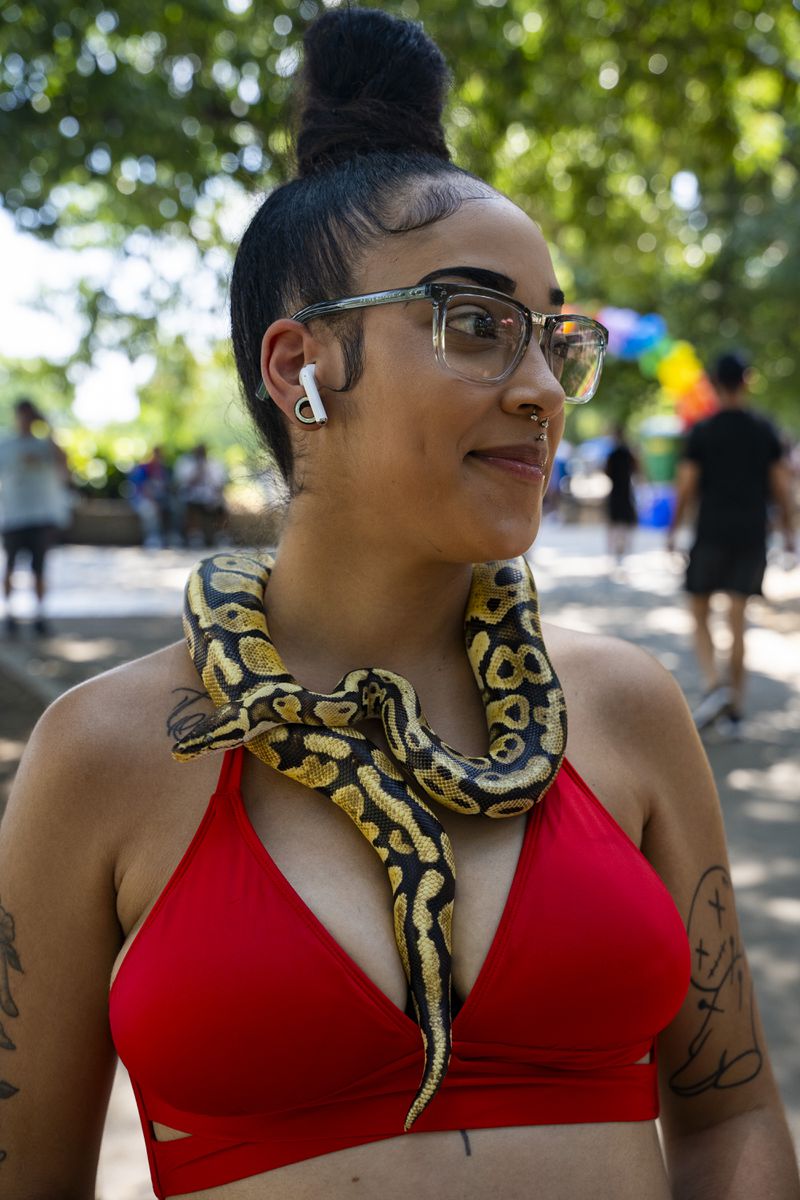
1, 0, 798, 440
0, 337, 254, 494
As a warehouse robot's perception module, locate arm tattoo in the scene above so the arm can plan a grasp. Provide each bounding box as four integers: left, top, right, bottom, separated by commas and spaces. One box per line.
669, 866, 762, 1097
0, 898, 22, 1162
459, 1129, 472, 1156
166, 686, 211, 740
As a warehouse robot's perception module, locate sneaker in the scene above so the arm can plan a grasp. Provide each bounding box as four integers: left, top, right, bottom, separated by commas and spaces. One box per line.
692, 685, 733, 731
33, 616, 51, 637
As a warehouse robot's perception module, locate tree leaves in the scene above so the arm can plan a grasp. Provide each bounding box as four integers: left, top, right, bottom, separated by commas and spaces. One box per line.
1, 0, 798, 425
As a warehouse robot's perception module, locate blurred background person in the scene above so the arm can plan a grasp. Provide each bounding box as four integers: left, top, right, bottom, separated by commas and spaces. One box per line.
542, 435, 572, 522
667, 351, 795, 737
604, 423, 639, 567
773, 429, 799, 570
0, 397, 70, 637
174, 442, 228, 548
128, 445, 174, 549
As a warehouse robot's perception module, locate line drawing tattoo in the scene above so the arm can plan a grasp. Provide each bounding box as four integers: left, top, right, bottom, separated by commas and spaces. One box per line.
669, 866, 762, 1097
0, 897, 22, 1163
459, 1129, 472, 1156
166, 687, 212, 741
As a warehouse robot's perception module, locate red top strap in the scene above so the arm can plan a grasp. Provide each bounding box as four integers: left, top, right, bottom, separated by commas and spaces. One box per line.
215, 746, 245, 796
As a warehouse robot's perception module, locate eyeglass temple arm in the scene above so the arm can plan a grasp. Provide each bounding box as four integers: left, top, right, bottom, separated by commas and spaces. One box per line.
291, 286, 432, 324
255, 287, 434, 399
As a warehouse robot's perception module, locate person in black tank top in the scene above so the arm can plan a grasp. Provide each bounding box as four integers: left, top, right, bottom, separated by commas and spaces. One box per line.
667, 352, 795, 736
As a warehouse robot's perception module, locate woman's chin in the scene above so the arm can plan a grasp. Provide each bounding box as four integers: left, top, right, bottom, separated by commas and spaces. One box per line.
465, 512, 543, 564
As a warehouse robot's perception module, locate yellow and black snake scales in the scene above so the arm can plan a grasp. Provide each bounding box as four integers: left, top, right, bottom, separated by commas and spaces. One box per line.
172, 550, 567, 1130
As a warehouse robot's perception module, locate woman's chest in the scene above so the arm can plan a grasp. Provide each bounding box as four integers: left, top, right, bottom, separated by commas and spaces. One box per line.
112, 713, 646, 1015
109, 738, 688, 1150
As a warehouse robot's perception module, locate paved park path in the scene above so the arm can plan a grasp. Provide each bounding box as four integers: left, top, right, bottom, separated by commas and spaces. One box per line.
1, 522, 798, 1196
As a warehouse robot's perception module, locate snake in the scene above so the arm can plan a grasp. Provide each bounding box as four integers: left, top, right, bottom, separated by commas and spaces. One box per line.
172, 550, 567, 1130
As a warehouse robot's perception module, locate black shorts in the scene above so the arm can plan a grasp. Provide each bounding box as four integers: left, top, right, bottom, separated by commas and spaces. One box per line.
2, 524, 56, 576
685, 540, 766, 597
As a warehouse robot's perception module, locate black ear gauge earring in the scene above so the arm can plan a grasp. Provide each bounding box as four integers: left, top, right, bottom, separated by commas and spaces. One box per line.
255, 377, 327, 425
293, 363, 328, 426
294, 395, 325, 425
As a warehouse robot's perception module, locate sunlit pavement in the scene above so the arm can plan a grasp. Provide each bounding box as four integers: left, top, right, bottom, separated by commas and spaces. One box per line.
1, 522, 798, 1193
534, 523, 800, 1161
4, 542, 210, 619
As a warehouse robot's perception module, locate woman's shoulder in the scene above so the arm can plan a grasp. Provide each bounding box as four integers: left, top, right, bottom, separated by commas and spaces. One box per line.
542, 619, 682, 712
541, 620, 699, 822
38, 640, 204, 750
9, 641, 217, 845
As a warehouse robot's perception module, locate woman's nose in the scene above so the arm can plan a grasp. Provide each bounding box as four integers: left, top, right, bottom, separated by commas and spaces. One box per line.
499, 337, 566, 422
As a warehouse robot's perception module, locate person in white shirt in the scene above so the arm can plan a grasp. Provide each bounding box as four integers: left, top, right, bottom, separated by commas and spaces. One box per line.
173, 443, 228, 547
0, 398, 70, 636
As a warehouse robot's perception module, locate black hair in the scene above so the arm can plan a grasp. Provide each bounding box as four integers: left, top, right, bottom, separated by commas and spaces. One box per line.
713, 351, 749, 390
230, 6, 489, 488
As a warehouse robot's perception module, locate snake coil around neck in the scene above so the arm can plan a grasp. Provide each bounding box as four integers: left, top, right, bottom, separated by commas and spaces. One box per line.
173, 550, 566, 1129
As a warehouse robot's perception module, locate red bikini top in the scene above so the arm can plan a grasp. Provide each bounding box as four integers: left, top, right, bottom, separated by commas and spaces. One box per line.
109, 749, 690, 1198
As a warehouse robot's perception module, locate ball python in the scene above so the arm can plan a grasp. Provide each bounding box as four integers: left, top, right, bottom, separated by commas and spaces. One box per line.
172, 550, 566, 1130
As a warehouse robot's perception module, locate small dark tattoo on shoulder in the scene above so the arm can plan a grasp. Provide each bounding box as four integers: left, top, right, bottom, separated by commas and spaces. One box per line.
0, 897, 23, 1162
166, 686, 211, 741
669, 866, 762, 1098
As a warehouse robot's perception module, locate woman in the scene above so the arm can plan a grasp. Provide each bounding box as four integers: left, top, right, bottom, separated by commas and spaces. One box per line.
1, 9, 797, 1200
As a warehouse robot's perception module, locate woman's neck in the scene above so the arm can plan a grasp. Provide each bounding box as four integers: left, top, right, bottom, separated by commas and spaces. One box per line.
264, 517, 473, 691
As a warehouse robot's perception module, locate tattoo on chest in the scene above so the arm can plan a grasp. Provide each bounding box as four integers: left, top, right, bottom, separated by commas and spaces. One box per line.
669, 866, 762, 1097
166, 686, 212, 740
0, 898, 22, 1162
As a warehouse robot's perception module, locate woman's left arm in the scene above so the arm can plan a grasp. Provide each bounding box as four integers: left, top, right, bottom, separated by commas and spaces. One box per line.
632, 658, 799, 1199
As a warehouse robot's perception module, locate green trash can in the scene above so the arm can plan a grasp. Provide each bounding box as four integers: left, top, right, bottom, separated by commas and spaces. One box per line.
638, 415, 684, 484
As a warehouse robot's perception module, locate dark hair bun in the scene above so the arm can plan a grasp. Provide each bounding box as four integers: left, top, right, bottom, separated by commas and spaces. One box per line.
295, 7, 452, 175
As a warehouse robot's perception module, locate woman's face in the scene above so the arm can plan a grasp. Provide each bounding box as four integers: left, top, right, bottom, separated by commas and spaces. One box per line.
301, 193, 569, 565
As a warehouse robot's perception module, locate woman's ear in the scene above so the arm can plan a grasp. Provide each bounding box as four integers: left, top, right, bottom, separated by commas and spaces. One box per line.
260, 320, 317, 421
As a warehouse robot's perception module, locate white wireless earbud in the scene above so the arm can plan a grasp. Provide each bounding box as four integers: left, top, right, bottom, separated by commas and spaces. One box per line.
298, 363, 328, 425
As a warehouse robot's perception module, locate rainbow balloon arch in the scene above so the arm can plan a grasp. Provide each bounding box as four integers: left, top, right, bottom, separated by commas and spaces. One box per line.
565, 306, 721, 525
590, 306, 718, 428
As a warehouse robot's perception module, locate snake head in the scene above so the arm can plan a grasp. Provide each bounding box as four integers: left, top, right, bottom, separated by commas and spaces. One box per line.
171, 703, 254, 760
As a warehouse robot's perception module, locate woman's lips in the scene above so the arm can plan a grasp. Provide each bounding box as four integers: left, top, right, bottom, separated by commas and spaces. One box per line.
469, 444, 547, 482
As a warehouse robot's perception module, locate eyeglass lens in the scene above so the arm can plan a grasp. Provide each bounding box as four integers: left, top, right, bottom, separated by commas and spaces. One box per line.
548, 317, 605, 404
442, 293, 525, 384
442, 293, 603, 401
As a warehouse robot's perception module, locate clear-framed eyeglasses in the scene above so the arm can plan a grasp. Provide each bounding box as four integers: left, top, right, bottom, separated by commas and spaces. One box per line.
257, 282, 608, 404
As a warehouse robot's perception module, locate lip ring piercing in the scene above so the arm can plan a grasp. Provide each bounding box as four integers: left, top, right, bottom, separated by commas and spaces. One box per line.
530, 413, 549, 440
